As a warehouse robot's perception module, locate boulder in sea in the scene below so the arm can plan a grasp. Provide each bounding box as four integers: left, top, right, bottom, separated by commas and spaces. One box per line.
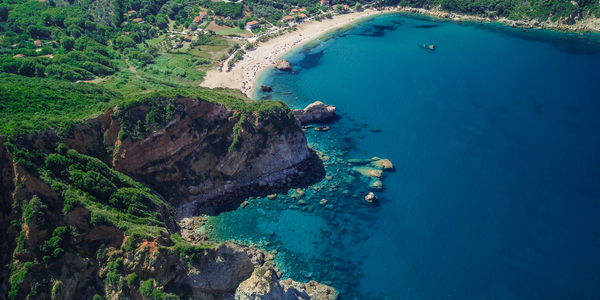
261, 85, 273, 92
275, 59, 292, 71
314, 126, 330, 132
370, 127, 382, 132
364, 192, 378, 203
267, 194, 277, 200
293, 101, 337, 123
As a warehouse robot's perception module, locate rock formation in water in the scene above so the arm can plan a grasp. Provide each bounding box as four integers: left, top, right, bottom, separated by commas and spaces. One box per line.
275, 59, 293, 71
293, 101, 337, 123
0, 89, 334, 300
261, 85, 273, 92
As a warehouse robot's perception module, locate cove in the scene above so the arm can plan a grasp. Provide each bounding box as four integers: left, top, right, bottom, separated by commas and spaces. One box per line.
210, 14, 600, 300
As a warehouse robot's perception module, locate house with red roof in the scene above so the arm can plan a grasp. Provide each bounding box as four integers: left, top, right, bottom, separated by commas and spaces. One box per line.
193, 16, 202, 23
13, 54, 23, 58
343, 4, 350, 10
128, 10, 136, 14
184, 36, 192, 42
299, 7, 306, 12
246, 20, 260, 30
34, 40, 42, 47
283, 16, 294, 21
132, 18, 143, 22
291, 8, 299, 13
298, 14, 307, 18
320, 0, 330, 7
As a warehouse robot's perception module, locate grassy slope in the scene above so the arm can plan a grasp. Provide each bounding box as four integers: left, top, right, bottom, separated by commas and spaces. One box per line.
0, 73, 122, 136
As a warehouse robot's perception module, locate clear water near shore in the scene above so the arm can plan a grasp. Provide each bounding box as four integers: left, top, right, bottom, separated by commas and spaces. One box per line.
209, 14, 600, 300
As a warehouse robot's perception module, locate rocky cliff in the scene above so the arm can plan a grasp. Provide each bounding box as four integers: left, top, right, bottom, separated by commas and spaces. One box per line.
0, 88, 333, 300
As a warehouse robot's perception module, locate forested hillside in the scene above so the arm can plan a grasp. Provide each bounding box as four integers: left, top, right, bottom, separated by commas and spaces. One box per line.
380, 0, 600, 21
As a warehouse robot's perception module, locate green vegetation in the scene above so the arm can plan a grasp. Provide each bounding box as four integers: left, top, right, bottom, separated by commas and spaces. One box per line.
122, 236, 137, 253
51, 281, 63, 300
5, 137, 175, 240
127, 273, 139, 286
8, 261, 38, 300
140, 279, 180, 300
387, 0, 600, 20
0, 73, 121, 136
39, 226, 70, 265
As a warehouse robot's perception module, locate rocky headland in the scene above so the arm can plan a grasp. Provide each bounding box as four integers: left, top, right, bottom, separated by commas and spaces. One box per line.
0, 88, 335, 300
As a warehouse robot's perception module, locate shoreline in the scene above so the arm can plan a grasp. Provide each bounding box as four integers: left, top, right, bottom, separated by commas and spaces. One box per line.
200, 6, 600, 99
200, 9, 390, 99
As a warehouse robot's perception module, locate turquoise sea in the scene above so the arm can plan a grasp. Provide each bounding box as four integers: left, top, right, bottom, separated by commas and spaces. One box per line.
209, 14, 600, 299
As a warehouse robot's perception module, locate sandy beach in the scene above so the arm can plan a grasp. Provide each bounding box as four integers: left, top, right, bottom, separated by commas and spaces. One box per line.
200, 9, 388, 99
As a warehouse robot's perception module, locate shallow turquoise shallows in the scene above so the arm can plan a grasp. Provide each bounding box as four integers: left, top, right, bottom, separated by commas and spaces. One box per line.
211, 13, 600, 300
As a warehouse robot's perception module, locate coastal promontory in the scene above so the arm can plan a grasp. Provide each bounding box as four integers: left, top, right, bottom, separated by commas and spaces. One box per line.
0, 78, 333, 300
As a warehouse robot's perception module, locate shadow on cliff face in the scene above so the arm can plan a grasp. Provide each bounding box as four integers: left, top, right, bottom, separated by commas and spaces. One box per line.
199, 152, 326, 217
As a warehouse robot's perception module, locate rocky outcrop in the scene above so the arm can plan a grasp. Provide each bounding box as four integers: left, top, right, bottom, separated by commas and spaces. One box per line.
261, 85, 273, 92
293, 101, 336, 123
275, 59, 293, 71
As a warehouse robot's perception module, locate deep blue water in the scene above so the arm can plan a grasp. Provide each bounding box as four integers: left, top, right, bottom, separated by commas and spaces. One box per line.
209, 14, 600, 300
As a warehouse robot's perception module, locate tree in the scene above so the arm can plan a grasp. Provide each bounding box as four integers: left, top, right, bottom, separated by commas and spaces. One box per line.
156, 13, 168, 29
245, 42, 254, 50
115, 36, 136, 51
60, 36, 75, 51
354, 3, 362, 10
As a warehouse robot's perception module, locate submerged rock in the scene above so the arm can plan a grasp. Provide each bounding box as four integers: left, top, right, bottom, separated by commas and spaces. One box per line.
352, 166, 382, 178
368, 177, 383, 190
372, 158, 394, 170
293, 101, 337, 123
261, 85, 273, 92
347, 158, 371, 166
275, 59, 293, 71
314, 126, 330, 132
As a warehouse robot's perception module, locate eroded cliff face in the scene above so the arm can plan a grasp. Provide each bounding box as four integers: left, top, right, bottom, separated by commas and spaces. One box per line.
0, 90, 332, 300
103, 96, 314, 214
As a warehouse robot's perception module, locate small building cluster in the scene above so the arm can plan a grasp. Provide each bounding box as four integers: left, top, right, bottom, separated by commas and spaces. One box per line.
194, 12, 208, 23
283, 6, 308, 23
